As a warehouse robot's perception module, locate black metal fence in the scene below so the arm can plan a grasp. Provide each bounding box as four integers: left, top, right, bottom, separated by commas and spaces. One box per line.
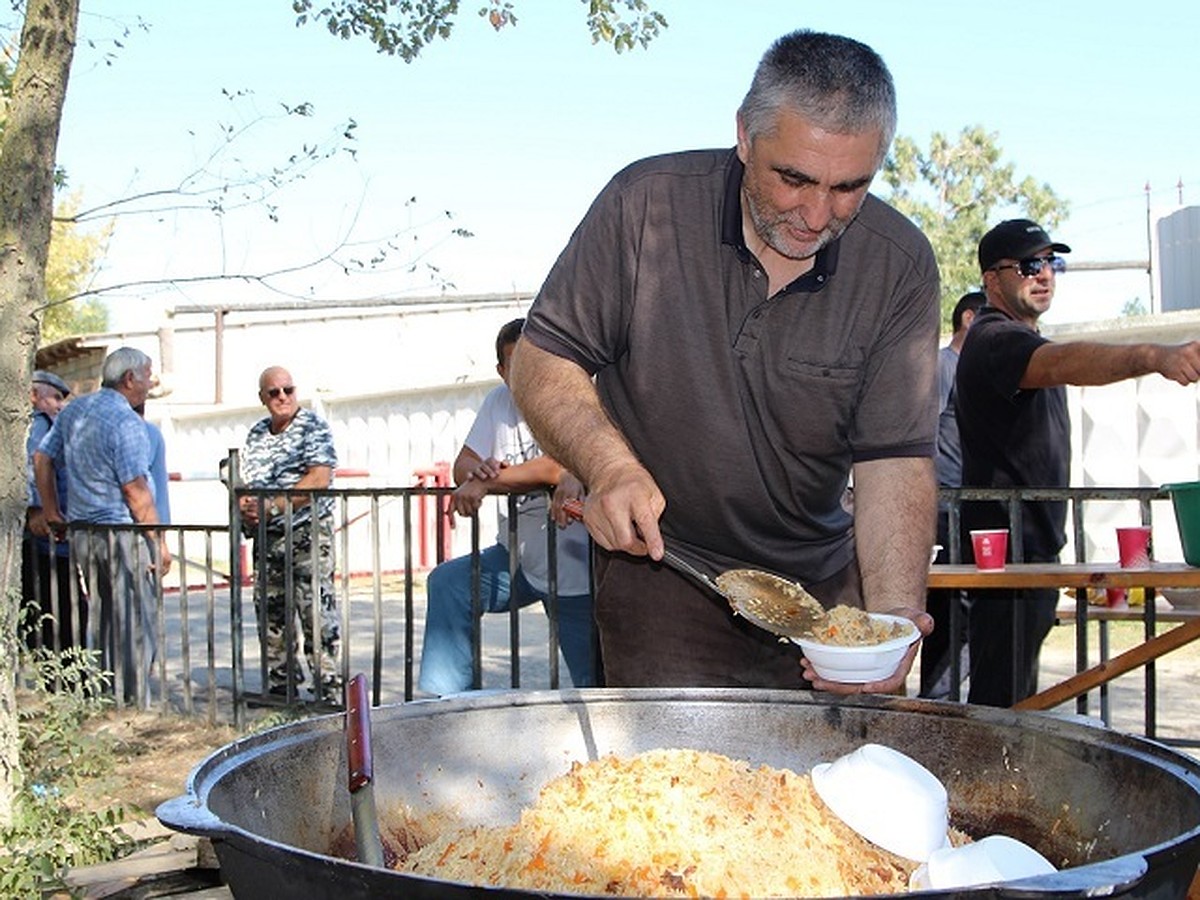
24, 523, 232, 722
938, 485, 1181, 735
20, 481, 1192, 738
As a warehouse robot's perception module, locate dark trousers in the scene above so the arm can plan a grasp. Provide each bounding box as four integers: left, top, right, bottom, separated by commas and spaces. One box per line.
78, 530, 159, 703
966, 585, 1058, 707
919, 511, 968, 698
21, 532, 85, 653
592, 548, 861, 688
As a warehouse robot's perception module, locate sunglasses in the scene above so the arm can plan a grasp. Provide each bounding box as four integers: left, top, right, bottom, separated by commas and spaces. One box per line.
264, 385, 296, 399
991, 255, 1067, 278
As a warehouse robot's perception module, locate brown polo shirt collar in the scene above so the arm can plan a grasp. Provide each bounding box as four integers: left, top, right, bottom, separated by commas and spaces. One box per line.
719, 150, 840, 296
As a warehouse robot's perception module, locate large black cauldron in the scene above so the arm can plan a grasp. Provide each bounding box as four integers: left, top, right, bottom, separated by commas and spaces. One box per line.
158, 689, 1200, 898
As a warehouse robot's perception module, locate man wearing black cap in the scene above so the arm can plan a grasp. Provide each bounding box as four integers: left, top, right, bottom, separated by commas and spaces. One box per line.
23, 370, 83, 652
955, 219, 1200, 706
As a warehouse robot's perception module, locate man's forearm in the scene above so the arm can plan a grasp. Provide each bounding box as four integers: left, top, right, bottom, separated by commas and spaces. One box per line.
852, 456, 936, 613
123, 476, 173, 573
33, 452, 61, 520
1024, 340, 1200, 389
122, 477, 161, 527
509, 338, 639, 489
267, 465, 333, 513
480, 456, 564, 493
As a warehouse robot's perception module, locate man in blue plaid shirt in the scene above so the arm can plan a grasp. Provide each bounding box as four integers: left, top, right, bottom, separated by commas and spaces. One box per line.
34, 347, 170, 703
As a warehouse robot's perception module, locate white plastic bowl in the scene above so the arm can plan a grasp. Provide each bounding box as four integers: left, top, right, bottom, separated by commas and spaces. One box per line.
909, 835, 1057, 890
791, 613, 919, 683
811, 743, 949, 861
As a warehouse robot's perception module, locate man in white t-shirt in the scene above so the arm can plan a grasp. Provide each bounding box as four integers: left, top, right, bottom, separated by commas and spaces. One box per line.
418, 319, 596, 694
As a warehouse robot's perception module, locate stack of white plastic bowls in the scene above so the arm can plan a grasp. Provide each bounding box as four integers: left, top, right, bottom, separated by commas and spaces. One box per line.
811, 743, 1057, 889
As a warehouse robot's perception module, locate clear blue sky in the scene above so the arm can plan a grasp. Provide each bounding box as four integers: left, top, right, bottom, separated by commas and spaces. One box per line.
54, 0, 1199, 330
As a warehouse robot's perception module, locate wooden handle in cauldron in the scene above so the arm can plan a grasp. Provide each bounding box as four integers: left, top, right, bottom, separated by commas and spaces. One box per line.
345, 673, 385, 868
347, 673, 373, 793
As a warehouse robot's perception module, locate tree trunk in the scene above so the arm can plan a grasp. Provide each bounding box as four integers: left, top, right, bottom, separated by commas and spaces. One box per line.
0, 0, 79, 828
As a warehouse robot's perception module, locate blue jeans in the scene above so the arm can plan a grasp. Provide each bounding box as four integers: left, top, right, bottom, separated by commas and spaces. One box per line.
418, 543, 597, 694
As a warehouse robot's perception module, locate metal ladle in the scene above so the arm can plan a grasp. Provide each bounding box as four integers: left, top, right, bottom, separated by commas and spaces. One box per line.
562, 500, 827, 639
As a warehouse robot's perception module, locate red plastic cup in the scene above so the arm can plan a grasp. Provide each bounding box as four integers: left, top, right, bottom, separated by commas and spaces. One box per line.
970, 529, 1008, 570
1107, 526, 1153, 607
1117, 526, 1152, 569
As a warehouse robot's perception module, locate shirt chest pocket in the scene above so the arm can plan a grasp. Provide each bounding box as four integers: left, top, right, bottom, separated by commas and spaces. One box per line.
774, 357, 863, 454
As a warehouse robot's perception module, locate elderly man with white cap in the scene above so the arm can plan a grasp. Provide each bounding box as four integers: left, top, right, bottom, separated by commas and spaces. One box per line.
956, 219, 1200, 707
23, 370, 83, 652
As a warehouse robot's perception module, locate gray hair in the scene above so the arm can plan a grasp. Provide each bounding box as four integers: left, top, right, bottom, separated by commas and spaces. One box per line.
737, 30, 897, 162
101, 346, 152, 388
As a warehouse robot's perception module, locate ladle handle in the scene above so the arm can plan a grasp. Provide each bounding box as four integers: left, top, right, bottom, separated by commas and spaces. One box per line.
658, 548, 723, 595
562, 499, 722, 596
995, 854, 1146, 897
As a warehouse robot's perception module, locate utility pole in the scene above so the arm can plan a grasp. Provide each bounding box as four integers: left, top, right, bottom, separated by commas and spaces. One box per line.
1144, 182, 1156, 313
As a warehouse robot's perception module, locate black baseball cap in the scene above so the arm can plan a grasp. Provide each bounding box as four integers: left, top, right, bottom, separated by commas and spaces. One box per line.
32, 370, 70, 397
978, 219, 1071, 273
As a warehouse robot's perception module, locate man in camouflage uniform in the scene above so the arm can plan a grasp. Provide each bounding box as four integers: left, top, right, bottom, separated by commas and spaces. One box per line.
239, 366, 341, 700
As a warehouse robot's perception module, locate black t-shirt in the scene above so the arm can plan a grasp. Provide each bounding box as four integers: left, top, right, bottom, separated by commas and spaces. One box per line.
954, 306, 1069, 559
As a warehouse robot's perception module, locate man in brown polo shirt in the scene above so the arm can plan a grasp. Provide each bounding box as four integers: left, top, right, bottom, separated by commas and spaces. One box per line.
511, 30, 939, 691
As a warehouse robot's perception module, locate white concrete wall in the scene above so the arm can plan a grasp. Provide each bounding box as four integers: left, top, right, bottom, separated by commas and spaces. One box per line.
137, 294, 534, 407
98, 300, 1200, 574
107, 295, 535, 576
157, 379, 499, 576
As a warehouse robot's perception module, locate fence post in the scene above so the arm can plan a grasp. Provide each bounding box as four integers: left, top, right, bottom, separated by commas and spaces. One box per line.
226, 449, 246, 729
413, 462, 452, 569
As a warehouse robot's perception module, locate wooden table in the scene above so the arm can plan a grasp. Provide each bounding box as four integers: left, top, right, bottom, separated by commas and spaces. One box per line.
927, 562, 1200, 591
926, 563, 1200, 740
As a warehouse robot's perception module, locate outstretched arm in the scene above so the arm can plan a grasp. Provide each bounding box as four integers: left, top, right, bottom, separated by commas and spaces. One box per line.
508, 337, 666, 558
1023, 340, 1200, 389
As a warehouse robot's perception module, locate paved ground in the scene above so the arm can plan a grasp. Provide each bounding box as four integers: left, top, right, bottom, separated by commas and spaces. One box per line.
150, 577, 580, 719
1037, 614, 1200, 754
148, 579, 1200, 754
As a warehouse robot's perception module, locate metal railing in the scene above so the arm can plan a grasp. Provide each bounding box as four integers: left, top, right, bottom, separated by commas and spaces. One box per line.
25, 523, 231, 724
939, 484, 1184, 740
22, 481, 1193, 742
225, 483, 578, 726
24, 481, 578, 729
247, 439, 588, 719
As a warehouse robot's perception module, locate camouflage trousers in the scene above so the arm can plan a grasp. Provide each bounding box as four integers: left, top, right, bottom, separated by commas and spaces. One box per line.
250, 518, 340, 692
